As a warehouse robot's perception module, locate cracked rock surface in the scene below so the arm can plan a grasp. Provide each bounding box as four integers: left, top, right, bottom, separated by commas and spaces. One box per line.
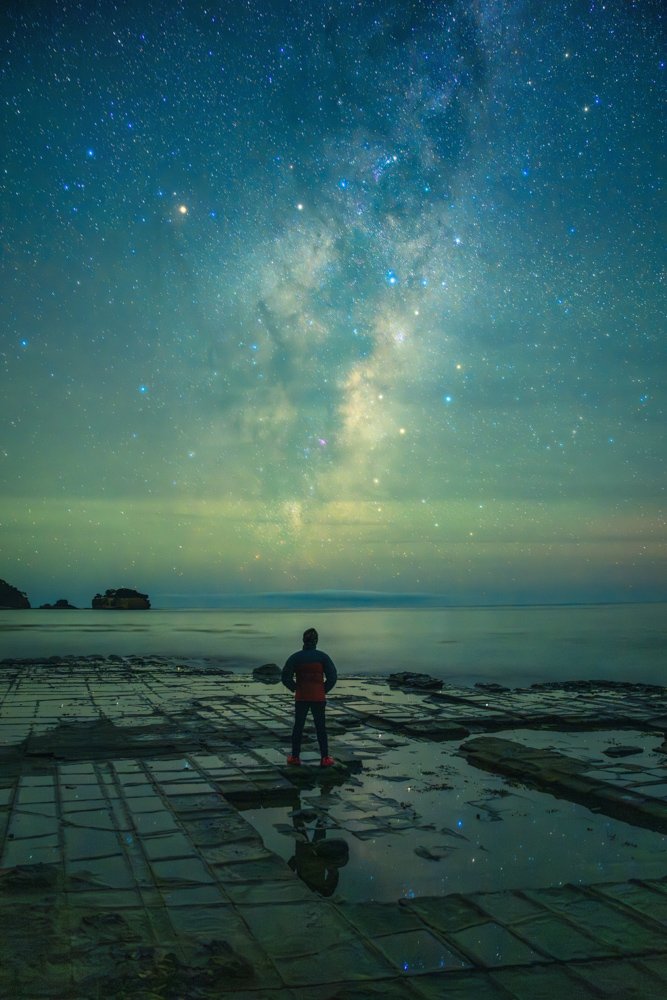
2, 656, 667, 996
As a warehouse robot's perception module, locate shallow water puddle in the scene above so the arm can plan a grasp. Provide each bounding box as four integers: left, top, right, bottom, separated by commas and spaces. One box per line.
243, 733, 667, 902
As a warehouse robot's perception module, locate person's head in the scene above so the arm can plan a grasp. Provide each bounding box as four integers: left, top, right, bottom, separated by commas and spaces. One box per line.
302, 627, 318, 647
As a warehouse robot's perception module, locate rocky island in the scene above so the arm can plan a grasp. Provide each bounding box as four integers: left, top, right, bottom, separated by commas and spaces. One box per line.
0, 578, 30, 609
39, 598, 78, 610
91, 587, 151, 609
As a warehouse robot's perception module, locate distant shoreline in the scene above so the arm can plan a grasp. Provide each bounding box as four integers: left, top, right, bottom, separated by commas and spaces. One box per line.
3, 598, 665, 613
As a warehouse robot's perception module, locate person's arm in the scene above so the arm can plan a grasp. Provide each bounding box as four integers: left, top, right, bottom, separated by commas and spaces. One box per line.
281, 655, 297, 692
323, 654, 337, 693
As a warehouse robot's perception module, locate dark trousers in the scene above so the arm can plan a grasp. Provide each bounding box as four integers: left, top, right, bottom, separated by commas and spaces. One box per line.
292, 701, 328, 757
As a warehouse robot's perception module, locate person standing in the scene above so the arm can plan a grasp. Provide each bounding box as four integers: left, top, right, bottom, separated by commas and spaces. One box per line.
282, 627, 337, 767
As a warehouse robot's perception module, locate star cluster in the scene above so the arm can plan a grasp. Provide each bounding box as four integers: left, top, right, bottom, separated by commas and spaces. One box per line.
0, 0, 664, 605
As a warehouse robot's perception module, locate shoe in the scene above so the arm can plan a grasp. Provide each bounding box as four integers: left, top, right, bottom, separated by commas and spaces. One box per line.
320, 756, 335, 768
287, 755, 301, 766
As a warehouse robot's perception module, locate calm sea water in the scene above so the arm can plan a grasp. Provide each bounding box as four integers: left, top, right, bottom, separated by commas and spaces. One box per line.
1, 604, 664, 688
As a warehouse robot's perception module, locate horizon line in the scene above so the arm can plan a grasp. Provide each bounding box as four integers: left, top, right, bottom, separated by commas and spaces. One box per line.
14, 594, 665, 612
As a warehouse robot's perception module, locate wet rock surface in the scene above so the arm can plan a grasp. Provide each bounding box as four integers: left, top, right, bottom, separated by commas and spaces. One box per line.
1, 656, 667, 996
252, 662, 282, 683
460, 735, 667, 834
604, 744, 644, 758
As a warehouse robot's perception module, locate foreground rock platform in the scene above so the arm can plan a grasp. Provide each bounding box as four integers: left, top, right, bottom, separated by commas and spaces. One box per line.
1, 656, 667, 997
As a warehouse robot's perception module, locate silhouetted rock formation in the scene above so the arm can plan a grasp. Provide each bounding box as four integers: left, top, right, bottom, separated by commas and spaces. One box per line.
39, 599, 78, 610
388, 671, 443, 691
253, 663, 281, 683
0, 579, 30, 609
92, 588, 151, 610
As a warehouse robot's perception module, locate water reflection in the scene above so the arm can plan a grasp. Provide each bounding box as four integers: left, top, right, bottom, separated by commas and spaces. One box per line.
242, 728, 667, 905
287, 803, 349, 897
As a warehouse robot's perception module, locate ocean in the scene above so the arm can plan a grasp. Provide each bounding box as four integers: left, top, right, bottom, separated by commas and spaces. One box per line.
1, 603, 664, 688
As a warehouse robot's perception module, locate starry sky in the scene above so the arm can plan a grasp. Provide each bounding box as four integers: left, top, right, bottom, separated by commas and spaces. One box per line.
1, 0, 664, 608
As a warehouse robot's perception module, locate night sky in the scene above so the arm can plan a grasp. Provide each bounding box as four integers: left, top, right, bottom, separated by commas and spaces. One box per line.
1, 1, 664, 608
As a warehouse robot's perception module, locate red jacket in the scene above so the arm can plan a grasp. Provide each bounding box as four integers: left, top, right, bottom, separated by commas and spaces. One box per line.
281, 646, 338, 702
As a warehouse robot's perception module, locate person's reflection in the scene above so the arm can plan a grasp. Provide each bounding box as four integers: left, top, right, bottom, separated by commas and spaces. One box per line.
288, 810, 349, 897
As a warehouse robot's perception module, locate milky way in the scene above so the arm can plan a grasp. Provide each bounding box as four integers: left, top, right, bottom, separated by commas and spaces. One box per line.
1, 1, 664, 606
